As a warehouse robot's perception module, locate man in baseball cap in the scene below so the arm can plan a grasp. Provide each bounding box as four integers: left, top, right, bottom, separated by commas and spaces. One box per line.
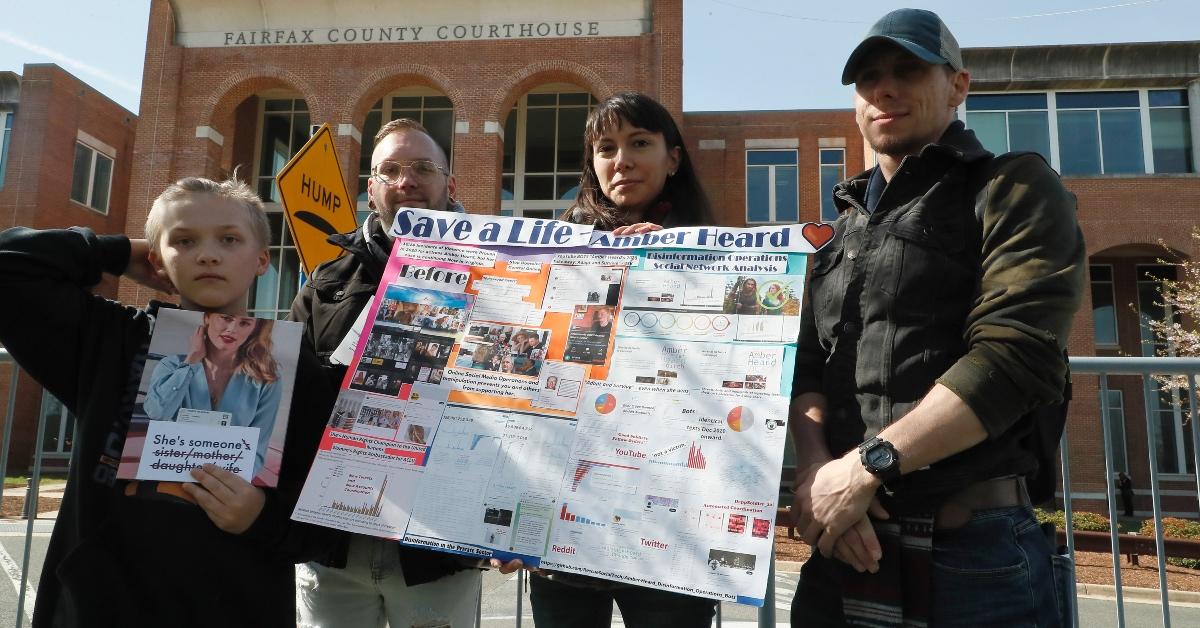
840, 8, 963, 85
787, 8, 1082, 627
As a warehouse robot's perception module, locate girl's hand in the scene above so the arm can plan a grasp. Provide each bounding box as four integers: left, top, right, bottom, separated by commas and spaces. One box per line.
185, 325, 207, 364
182, 464, 266, 534
124, 239, 177, 294
612, 222, 663, 236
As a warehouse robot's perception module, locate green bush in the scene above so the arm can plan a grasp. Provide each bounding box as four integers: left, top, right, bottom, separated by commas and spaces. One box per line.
1035, 508, 1111, 532
1139, 517, 1200, 569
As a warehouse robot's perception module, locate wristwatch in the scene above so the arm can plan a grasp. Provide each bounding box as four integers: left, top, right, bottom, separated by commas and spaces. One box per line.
858, 436, 901, 483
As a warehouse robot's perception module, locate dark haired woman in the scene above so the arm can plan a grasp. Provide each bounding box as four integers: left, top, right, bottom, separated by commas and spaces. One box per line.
495, 91, 718, 627
565, 91, 714, 235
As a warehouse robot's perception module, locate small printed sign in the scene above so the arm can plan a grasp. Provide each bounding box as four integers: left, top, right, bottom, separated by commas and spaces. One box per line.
137, 422, 260, 483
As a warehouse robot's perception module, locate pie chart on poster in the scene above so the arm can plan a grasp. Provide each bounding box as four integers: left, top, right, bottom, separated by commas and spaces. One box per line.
595, 393, 618, 414
726, 406, 754, 432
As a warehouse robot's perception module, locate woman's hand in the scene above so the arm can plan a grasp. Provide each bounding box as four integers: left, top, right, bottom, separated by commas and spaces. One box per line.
488, 557, 543, 575
124, 239, 177, 294
185, 325, 207, 364
612, 222, 663, 236
182, 464, 267, 534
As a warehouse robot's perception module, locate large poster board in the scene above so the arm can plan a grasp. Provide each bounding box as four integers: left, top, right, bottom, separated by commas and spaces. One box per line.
294, 209, 830, 605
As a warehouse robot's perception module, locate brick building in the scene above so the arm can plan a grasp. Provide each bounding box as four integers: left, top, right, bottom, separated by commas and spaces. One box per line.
1, 0, 1198, 519
960, 42, 1200, 517
0, 64, 137, 469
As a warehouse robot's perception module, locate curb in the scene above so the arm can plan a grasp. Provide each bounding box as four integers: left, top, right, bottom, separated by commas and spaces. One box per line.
1077, 582, 1200, 605
776, 560, 803, 573
776, 560, 1200, 605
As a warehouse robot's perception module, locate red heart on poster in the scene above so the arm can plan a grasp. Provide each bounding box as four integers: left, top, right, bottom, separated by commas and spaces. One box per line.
802, 223, 835, 249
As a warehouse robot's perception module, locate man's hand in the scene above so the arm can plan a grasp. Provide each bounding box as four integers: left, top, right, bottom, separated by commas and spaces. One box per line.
124, 239, 176, 294
807, 452, 890, 562
182, 464, 266, 534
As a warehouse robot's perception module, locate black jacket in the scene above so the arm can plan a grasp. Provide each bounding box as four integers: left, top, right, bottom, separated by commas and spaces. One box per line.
794, 122, 1085, 510
0, 226, 336, 628
288, 214, 466, 586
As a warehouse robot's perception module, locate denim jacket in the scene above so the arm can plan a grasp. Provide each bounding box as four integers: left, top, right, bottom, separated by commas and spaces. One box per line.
793, 122, 1086, 509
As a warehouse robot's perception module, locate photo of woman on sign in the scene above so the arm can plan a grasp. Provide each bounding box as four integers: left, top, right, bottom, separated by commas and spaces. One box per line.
144, 312, 282, 476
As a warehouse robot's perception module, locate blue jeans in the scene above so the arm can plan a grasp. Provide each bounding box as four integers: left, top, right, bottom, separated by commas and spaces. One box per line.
529, 574, 716, 628
931, 506, 1067, 627
792, 507, 1069, 627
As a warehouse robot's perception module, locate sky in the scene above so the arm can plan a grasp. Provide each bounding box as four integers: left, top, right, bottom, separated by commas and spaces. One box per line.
1, 0, 1198, 116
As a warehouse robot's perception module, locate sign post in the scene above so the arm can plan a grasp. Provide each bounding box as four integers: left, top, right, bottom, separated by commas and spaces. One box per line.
276, 123, 359, 275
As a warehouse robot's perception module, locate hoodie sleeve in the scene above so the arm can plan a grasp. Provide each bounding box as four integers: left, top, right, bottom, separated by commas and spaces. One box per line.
0, 227, 141, 411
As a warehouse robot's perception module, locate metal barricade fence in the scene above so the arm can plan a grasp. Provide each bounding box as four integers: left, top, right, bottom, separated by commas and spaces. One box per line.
1066, 356, 1200, 628
2, 352, 1199, 627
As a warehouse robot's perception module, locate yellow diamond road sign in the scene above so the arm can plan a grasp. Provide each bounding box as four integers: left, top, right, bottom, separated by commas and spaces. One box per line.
276, 123, 358, 276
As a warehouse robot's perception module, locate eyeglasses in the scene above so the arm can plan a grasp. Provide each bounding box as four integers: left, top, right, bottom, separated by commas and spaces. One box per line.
370, 160, 448, 185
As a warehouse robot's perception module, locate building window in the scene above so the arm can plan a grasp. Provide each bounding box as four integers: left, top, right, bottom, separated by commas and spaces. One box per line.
746, 150, 798, 224
1100, 385, 1127, 475
1136, 264, 1193, 475
965, 89, 1196, 176
1056, 91, 1144, 175
358, 89, 455, 204
252, 97, 309, 318
818, 148, 845, 222
1149, 89, 1193, 174
247, 213, 302, 320
1150, 387, 1194, 475
1137, 264, 1177, 357
1089, 264, 1118, 347
69, 141, 113, 214
39, 391, 75, 457
256, 98, 310, 203
964, 93, 1051, 162
0, 110, 12, 188
500, 87, 595, 219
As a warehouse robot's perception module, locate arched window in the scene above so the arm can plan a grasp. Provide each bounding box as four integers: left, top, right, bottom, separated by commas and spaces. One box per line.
500, 85, 595, 219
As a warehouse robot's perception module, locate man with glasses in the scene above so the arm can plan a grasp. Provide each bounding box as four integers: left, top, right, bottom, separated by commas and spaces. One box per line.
290, 118, 479, 628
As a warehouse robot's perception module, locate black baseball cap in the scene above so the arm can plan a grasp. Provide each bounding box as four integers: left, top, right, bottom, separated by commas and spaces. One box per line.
841, 8, 963, 85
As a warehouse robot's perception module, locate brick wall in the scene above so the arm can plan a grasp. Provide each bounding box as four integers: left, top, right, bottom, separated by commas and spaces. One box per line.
124, 0, 685, 309
0, 64, 136, 473
683, 109, 865, 226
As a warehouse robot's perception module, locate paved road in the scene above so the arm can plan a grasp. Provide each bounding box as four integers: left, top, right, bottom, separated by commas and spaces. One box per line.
0, 523, 1198, 627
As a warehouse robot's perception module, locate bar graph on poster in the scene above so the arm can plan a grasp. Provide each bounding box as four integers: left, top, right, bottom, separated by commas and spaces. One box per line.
292, 209, 826, 605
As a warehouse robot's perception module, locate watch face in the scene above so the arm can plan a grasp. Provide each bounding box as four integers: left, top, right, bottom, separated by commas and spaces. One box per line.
866, 446, 894, 469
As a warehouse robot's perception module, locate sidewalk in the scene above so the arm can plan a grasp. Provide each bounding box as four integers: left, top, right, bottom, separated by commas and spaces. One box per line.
0, 481, 66, 521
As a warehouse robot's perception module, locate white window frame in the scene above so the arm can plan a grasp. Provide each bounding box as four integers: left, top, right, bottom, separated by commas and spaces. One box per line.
358, 86, 457, 212
958, 93, 1053, 164
1147, 88, 1193, 174
1089, 263, 1120, 348
962, 87, 1195, 175
818, 147, 846, 223
253, 93, 310, 205
251, 92, 309, 318
0, 109, 12, 188
38, 391, 75, 460
1099, 385, 1127, 475
1136, 263, 1194, 478
500, 84, 595, 219
69, 136, 114, 215
744, 149, 799, 224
